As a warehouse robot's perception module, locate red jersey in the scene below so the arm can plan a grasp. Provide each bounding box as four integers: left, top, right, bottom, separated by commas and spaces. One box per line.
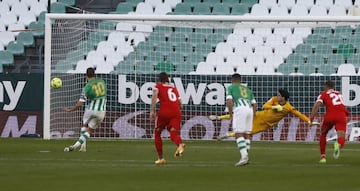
155, 83, 181, 117
316, 89, 349, 117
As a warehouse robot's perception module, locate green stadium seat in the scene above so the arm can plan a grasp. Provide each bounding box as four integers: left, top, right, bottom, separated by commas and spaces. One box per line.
156, 61, 175, 73
223, 0, 241, 4
314, 44, 333, 58
98, 21, 117, 31
54, 60, 73, 72
306, 54, 325, 66
154, 26, 173, 34
212, 5, 230, 15
17, 32, 35, 47
0, 65, 3, 73
167, 52, 186, 64
174, 42, 194, 54
77, 40, 97, 52
194, 43, 213, 54
277, 63, 294, 74
305, 34, 324, 47
286, 53, 305, 65
147, 51, 165, 62
175, 62, 195, 74
28, 22, 45, 37
167, 33, 187, 44
204, 0, 221, 3
7, 41, 24, 56
50, 2, 66, 13
0, 51, 14, 66
174, 27, 193, 34
327, 54, 345, 65
192, 3, 211, 15
334, 25, 353, 38
174, 4, 192, 14
231, 4, 249, 15
187, 33, 207, 45
326, 34, 345, 49
206, 33, 225, 46
346, 54, 360, 68
337, 44, 354, 59
38, 11, 46, 24
241, 0, 259, 8
136, 62, 155, 73
313, 26, 333, 38
295, 44, 313, 57
317, 64, 335, 75
297, 64, 317, 75
185, 52, 204, 63
154, 42, 173, 55
58, 0, 75, 6
115, 63, 135, 74
88, 32, 108, 43
113, 3, 135, 14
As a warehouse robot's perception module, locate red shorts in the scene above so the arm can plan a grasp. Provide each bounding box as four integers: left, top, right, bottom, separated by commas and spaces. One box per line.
322, 115, 347, 133
155, 113, 181, 131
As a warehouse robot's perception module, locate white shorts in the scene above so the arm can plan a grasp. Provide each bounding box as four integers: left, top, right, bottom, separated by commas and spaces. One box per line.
232, 107, 254, 134
83, 110, 106, 129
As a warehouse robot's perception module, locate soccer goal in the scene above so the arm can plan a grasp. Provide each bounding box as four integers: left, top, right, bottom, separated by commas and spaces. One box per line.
44, 14, 360, 141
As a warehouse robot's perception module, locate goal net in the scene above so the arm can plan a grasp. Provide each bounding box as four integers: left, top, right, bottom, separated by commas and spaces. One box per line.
44, 14, 360, 141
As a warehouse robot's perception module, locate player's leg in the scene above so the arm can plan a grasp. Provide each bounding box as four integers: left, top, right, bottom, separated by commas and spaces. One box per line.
169, 115, 185, 157
333, 118, 347, 159
244, 113, 254, 151
319, 121, 332, 163
154, 116, 166, 164
233, 108, 251, 166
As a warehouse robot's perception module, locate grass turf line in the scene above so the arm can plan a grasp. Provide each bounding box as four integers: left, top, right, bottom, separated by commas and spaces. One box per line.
0, 138, 359, 191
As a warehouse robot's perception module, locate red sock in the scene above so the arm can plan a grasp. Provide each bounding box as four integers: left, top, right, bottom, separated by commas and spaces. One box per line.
319, 133, 327, 156
338, 137, 345, 148
170, 130, 182, 146
154, 129, 163, 157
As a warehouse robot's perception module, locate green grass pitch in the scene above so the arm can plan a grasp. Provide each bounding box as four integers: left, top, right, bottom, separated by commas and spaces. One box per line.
1, 138, 359, 191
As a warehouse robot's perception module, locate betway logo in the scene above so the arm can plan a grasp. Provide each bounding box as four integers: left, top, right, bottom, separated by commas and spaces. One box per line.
0, 81, 26, 111
118, 75, 231, 105
342, 77, 360, 107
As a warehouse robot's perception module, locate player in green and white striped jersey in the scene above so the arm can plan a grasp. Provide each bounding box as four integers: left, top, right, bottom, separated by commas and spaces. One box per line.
64, 67, 107, 152
226, 73, 257, 166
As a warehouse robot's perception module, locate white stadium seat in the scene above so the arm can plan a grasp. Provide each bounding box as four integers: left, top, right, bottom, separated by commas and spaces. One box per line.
154, 3, 172, 15
251, 4, 269, 16
245, 34, 264, 48
328, 5, 347, 16
7, 22, 25, 36
290, 4, 308, 16
278, 0, 296, 9
195, 61, 215, 74
235, 64, 255, 75
206, 52, 225, 66
107, 32, 126, 45
265, 34, 285, 48
135, 2, 154, 14
266, 54, 284, 68
10, 2, 29, 14
215, 42, 234, 57
309, 5, 327, 16
0, 3, 10, 13
270, 5, 289, 16
1, 12, 18, 26
259, 0, 277, 9
19, 11, 37, 26
227, 54, 246, 67
254, 45, 273, 57
296, 0, 315, 9
215, 64, 235, 75
29, 2, 47, 16
164, 0, 181, 8
274, 44, 293, 59
255, 63, 276, 75
333, 64, 357, 76
315, 0, 334, 10
0, 31, 15, 46
226, 33, 245, 46
96, 41, 116, 57
128, 32, 146, 46
336, 0, 353, 9
284, 34, 304, 49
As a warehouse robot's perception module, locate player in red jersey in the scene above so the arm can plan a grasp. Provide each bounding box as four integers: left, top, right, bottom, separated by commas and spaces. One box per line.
150, 72, 186, 165
309, 80, 349, 164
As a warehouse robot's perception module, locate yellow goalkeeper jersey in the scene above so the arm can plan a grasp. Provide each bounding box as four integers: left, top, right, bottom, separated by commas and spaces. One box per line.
252, 96, 310, 133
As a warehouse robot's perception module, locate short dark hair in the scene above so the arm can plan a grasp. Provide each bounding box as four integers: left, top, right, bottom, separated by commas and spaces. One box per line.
86, 67, 95, 78
325, 80, 335, 89
158, 72, 169, 83
278, 89, 290, 100
231, 73, 241, 81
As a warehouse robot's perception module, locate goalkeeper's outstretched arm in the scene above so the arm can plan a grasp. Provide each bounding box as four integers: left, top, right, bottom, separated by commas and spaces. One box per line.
209, 114, 231, 120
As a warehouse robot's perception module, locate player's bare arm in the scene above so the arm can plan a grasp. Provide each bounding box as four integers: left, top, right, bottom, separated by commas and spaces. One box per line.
150, 89, 159, 121
309, 101, 322, 128
64, 101, 84, 112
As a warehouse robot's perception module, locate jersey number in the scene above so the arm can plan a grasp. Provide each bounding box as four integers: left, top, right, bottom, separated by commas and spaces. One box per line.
239, 86, 248, 98
329, 93, 344, 106
92, 82, 106, 97
167, 88, 177, 102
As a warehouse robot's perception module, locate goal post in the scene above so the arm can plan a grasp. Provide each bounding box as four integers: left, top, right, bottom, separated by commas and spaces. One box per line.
44, 14, 360, 141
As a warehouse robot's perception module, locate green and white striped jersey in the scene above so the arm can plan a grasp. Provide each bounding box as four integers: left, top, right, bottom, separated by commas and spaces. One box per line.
79, 78, 107, 111
226, 83, 256, 108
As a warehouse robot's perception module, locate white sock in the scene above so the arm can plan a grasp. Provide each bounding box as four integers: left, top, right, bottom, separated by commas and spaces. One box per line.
236, 137, 248, 159
73, 132, 90, 149
245, 139, 251, 151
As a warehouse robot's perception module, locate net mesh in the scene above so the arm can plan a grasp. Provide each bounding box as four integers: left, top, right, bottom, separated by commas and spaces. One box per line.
47, 16, 360, 141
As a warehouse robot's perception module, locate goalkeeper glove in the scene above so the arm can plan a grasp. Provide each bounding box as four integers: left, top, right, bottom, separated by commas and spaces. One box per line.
272, 105, 283, 111
208, 115, 220, 120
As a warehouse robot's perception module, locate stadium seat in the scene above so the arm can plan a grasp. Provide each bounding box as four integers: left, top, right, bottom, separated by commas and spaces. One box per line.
1, 12, 18, 26
128, 32, 146, 46
314, 44, 333, 58
11, 2, 29, 14
114, 63, 135, 74
305, 34, 325, 48
28, 22, 45, 37
290, 4, 308, 16
75, 60, 94, 73
8, 23, 25, 36
0, 32, 15, 46
86, 50, 106, 67
264, 34, 285, 48
226, 33, 245, 47
328, 5, 347, 16
295, 44, 313, 57
29, 2, 47, 16
245, 34, 264, 48
241, 0, 259, 9
306, 54, 325, 66
164, 0, 182, 9
227, 54, 246, 67
278, 0, 295, 9
156, 61, 174, 72
0, 3, 10, 13
212, 5, 230, 15
215, 42, 234, 57
266, 54, 284, 68
255, 63, 276, 75
315, 0, 334, 10
194, 61, 215, 74
259, 0, 277, 9
273, 28, 292, 37
135, 24, 153, 33
335, 0, 352, 9
337, 44, 354, 59
58, 0, 76, 6
18, 11, 37, 26
246, 54, 265, 68
254, 45, 273, 57
113, 3, 135, 14
136, 62, 155, 74
270, 5, 289, 16
145, 0, 162, 7
174, 3, 192, 14
327, 54, 345, 65
309, 5, 327, 16
96, 41, 116, 57
296, 64, 317, 75
334, 25, 353, 38
106, 53, 124, 66
0, 50, 14, 66
347, 54, 360, 66
107, 32, 126, 45
317, 64, 335, 75
234, 24, 252, 36
154, 3, 172, 15
175, 62, 195, 74
54, 60, 73, 72
313, 26, 333, 38
296, 0, 314, 9
231, 4, 249, 15
135, 3, 154, 14
274, 44, 293, 59
50, 2, 66, 13
235, 64, 255, 75
292, 27, 312, 39
206, 52, 225, 66
234, 43, 253, 57
168, 33, 187, 44
193, 3, 211, 15
215, 64, 235, 75
334, 64, 357, 76
327, 34, 345, 49
251, 4, 269, 16
253, 27, 272, 36
95, 62, 114, 74
286, 53, 305, 65
16, 32, 35, 47
6, 41, 24, 56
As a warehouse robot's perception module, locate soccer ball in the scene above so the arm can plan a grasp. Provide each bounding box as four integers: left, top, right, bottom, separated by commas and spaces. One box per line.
51, 77, 62, 89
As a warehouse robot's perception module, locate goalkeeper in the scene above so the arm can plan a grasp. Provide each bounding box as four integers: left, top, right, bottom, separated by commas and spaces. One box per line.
211, 89, 318, 140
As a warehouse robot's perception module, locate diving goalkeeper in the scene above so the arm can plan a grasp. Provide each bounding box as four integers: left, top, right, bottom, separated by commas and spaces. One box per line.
210, 89, 319, 140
